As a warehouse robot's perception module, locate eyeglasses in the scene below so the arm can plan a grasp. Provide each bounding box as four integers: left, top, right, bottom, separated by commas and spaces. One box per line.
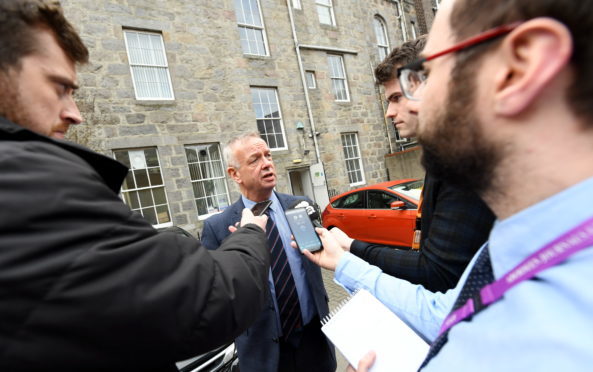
397, 22, 523, 101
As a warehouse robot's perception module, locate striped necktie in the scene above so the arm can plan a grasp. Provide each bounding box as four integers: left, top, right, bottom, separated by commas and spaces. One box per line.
420, 246, 494, 368
265, 209, 302, 340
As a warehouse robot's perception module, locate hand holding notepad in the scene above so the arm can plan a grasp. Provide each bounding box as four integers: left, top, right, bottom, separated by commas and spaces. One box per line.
321, 289, 429, 372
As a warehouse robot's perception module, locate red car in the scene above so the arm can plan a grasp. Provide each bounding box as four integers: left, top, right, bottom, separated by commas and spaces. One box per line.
321, 179, 423, 248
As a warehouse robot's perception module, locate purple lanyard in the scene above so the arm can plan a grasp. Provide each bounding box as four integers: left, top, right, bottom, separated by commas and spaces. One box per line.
439, 216, 593, 336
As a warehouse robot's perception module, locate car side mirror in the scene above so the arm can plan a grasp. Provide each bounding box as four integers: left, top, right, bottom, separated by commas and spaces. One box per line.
390, 201, 406, 210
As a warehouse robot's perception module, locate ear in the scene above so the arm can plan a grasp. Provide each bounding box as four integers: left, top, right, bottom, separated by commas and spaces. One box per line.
494, 18, 572, 116
227, 166, 242, 184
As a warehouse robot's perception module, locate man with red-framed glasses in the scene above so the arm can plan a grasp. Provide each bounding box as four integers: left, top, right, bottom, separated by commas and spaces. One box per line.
298, 0, 593, 371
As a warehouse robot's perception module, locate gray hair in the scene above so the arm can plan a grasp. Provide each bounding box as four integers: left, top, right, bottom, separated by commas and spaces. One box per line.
223, 132, 262, 169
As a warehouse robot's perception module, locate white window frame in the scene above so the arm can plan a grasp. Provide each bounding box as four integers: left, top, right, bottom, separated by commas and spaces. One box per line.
234, 0, 269, 56
292, 0, 302, 10
184, 143, 231, 220
250, 87, 288, 151
114, 147, 173, 228
123, 30, 174, 101
341, 133, 366, 186
305, 71, 317, 89
316, 0, 336, 26
374, 16, 390, 62
328, 55, 350, 102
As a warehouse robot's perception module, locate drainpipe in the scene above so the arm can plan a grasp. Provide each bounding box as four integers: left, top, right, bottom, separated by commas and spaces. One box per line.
285, 0, 321, 163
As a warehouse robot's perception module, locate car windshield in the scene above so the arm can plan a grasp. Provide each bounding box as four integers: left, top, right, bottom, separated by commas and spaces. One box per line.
388, 180, 423, 201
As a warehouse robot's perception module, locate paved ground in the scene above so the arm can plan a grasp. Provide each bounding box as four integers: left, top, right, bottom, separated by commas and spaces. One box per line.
321, 268, 349, 372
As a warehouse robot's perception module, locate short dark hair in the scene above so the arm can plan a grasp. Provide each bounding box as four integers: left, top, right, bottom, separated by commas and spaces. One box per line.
450, 0, 593, 123
374, 35, 427, 84
0, 0, 88, 72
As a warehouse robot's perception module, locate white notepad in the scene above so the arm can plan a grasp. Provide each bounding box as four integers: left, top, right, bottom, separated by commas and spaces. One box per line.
321, 289, 429, 372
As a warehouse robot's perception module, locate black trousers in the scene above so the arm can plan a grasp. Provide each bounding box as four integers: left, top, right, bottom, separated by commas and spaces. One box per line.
278, 317, 336, 372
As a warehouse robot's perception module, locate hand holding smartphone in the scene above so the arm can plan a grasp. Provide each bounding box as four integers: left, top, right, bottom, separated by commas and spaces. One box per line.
285, 208, 323, 253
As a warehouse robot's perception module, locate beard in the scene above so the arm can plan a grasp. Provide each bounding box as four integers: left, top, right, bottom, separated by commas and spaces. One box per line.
418, 58, 501, 196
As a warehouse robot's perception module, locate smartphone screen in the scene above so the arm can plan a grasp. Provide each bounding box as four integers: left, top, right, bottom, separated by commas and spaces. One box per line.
251, 200, 273, 216
285, 208, 322, 253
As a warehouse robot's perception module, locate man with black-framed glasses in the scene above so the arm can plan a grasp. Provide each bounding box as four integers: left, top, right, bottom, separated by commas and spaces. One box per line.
298, 0, 593, 370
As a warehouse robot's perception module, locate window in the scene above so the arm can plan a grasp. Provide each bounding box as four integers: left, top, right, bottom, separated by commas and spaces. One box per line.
114, 148, 172, 227
123, 30, 174, 100
368, 191, 398, 209
251, 87, 287, 150
316, 0, 336, 26
305, 71, 317, 89
328, 55, 350, 101
374, 16, 390, 62
292, 0, 302, 9
334, 192, 364, 209
234, 0, 269, 56
185, 144, 231, 218
341, 133, 365, 186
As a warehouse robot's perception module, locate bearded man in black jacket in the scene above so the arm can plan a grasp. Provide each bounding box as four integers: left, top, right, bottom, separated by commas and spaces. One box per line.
0, 1, 270, 371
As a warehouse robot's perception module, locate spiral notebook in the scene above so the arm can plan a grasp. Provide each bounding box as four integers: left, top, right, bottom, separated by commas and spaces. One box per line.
321, 289, 429, 372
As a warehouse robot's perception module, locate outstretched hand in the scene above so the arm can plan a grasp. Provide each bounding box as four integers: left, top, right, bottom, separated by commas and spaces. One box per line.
291, 227, 346, 271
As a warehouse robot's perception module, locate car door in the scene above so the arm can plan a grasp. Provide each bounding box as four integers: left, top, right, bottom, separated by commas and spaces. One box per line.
364, 190, 417, 247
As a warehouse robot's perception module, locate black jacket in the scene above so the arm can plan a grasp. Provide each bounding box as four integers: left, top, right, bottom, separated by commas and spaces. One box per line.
0, 117, 270, 371
350, 173, 495, 292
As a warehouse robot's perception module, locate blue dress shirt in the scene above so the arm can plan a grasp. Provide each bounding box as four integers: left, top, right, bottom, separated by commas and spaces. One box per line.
242, 193, 316, 329
335, 176, 593, 371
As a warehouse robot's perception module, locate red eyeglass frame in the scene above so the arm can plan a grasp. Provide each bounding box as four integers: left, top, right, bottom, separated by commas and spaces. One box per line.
398, 21, 523, 75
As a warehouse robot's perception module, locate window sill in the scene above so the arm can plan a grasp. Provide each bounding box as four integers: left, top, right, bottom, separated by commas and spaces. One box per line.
244, 54, 272, 60
134, 100, 177, 106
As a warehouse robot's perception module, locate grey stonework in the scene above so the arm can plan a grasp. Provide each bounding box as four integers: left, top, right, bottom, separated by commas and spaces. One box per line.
62, 0, 430, 236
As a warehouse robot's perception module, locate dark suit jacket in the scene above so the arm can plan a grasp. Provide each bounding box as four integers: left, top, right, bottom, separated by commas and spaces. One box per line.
350, 173, 495, 292
201, 192, 335, 372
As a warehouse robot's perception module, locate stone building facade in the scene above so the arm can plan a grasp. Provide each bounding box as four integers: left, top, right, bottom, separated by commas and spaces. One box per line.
61, 0, 430, 236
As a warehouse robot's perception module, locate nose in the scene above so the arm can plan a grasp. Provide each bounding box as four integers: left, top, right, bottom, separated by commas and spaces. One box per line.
62, 98, 83, 126
385, 101, 398, 120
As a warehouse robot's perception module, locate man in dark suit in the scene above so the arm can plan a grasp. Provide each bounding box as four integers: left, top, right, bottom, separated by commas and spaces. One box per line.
330, 37, 495, 293
201, 133, 336, 372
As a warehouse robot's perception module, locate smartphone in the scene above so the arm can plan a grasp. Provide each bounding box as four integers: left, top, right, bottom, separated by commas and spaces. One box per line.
285, 208, 323, 253
251, 200, 273, 216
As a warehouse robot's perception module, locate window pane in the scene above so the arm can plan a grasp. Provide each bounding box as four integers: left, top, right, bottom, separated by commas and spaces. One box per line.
114, 151, 131, 168
156, 205, 170, 224
138, 189, 153, 207
148, 168, 163, 186
144, 148, 159, 167
133, 169, 149, 188
193, 182, 206, 198
153, 187, 167, 205
141, 207, 157, 225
